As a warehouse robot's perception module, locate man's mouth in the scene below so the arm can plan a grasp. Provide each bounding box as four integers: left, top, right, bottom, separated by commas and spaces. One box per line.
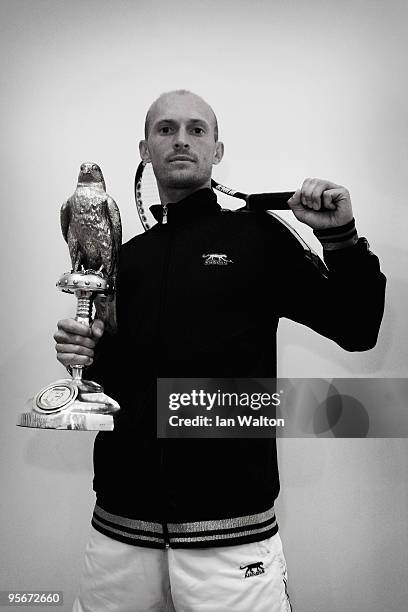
168, 155, 196, 162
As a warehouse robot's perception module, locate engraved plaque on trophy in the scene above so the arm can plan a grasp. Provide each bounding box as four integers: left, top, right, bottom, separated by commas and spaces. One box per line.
18, 162, 122, 430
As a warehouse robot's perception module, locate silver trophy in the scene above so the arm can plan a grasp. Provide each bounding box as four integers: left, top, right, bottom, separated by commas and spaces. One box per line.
18, 162, 122, 430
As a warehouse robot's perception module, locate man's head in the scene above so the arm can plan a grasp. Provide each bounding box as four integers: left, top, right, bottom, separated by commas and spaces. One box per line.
139, 90, 224, 198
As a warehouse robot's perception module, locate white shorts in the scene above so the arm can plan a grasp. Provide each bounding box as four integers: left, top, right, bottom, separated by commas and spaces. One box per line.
72, 527, 292, 612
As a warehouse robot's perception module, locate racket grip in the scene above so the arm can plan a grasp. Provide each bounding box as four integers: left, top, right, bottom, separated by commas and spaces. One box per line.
246, 191, 295, 211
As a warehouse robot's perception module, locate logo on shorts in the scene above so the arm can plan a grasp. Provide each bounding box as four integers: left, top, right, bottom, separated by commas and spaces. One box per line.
202, 253, 233, 265
239, 561, 265, 578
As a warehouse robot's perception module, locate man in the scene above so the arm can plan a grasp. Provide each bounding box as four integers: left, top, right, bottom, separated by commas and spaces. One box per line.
55, 90, 386, 611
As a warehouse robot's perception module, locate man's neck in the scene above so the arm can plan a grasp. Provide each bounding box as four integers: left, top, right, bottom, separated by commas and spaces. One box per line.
157, 179, 211, 205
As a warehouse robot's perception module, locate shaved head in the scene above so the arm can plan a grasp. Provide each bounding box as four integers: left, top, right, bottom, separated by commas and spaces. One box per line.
145, 89, 219, 142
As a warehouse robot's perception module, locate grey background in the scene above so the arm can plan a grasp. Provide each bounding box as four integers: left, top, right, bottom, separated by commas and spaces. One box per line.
1, 0, 407, 610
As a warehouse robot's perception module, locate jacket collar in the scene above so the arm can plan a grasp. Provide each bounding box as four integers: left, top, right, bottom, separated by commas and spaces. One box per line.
150, 188, 220, 225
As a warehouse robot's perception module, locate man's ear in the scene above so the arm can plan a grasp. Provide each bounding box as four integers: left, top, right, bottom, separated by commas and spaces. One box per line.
213, 141, 224, 165
139, 140, 151, 163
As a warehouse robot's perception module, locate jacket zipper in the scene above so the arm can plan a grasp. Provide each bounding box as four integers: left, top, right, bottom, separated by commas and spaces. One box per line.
158, 220, 172, 548
163, 522, 170, 549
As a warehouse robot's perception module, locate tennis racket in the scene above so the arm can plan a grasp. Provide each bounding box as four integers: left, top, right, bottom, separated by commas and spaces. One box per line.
134, 161, 295, 231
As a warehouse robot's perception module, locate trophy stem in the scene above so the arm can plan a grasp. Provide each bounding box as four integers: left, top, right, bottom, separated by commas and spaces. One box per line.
75, 291, 92, 326
73, 290, 93, 380
71, 366, 83, 380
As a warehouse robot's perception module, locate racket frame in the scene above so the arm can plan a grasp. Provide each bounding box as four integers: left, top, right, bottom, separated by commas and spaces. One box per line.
134, 160, 294, 231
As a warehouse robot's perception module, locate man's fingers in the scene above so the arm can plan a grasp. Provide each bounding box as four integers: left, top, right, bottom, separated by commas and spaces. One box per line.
301, 178, 315, 209
287, 189, 301, 208
300, 178, 341, 210
55, 343, 94, 357
91, 319, 104, 339
321, 190, 337, 210
303, 179, 322, 210
310, 183, 326, 210
54, 318, 103, 369
322, 187, 349, 207
57, 318, 92, 337
53, 329, 96, 348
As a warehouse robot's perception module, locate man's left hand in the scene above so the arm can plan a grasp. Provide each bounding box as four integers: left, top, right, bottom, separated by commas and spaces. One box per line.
287, 178, 353, 230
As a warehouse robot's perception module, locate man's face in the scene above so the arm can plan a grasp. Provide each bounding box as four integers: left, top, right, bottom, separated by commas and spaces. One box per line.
140, 93, 223, 191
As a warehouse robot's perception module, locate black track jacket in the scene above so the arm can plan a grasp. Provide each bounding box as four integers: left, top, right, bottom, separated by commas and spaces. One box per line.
89, 188, 386, 549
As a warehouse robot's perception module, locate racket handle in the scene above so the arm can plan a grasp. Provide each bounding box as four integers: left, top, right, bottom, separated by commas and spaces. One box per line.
246, 191, 295, 211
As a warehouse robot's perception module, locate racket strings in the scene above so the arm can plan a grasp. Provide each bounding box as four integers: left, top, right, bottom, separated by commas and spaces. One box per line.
135, 163, 161, 230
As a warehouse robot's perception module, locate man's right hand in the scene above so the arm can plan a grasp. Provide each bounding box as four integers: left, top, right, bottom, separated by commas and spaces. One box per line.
54, 319, 104, 368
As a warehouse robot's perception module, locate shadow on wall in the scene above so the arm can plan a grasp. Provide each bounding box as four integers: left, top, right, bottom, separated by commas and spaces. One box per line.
281, 380, 370, 438
276, 375, 408, 439
315, 390, 369, 437
20, 428, 97, 472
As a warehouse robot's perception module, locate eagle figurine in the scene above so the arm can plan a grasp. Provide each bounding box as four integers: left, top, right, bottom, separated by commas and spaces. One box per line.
60, 162, 122, 333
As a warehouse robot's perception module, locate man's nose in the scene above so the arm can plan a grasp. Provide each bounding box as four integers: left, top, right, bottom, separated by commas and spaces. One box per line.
173, 127, 190, 149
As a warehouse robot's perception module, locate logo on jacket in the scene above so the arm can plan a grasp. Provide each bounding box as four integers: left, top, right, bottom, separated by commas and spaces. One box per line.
240, 561, 265, 578
202, 253, 233, 265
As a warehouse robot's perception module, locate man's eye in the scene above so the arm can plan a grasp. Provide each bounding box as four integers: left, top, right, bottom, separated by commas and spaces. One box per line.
192, 127, 205, 135
159, 126, 172, 134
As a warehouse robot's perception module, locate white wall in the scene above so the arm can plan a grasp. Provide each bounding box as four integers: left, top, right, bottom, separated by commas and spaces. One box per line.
1, 0, 407, 610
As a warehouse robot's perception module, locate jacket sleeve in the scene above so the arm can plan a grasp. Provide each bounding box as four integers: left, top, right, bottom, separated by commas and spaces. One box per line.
274, 217, 387, 351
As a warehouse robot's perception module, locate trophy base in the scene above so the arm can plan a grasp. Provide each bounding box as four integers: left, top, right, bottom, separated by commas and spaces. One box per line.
17, 411, 114, 431
17, 377, 120, 431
